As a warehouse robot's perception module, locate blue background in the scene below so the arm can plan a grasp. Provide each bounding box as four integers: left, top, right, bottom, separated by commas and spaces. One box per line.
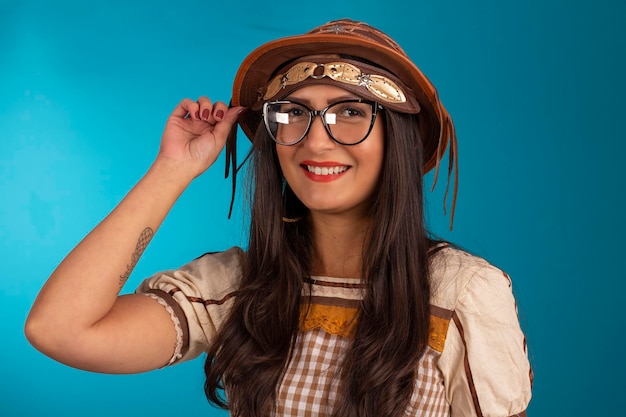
2, 0, 624, 415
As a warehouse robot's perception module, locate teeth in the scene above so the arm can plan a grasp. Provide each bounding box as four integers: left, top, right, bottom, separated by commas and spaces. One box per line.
306, 165, 348, 175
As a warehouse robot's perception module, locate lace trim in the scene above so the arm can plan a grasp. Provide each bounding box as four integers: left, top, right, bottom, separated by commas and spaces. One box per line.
299, 304, 359, 338
143, 292, 183, 366
300, 302, 451, 351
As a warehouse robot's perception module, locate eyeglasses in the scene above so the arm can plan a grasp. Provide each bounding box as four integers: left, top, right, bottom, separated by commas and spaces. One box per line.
262, 99, 383, 146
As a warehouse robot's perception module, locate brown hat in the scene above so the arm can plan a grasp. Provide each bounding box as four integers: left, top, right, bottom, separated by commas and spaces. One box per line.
229, 19, 458, 226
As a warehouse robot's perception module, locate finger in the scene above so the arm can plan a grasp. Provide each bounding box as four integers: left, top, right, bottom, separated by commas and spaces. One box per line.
212, 106, 246, 138
223, 106, 246, 124
172, 98, 201, 120
205, 101, 229, 125
196, 96, 214, 122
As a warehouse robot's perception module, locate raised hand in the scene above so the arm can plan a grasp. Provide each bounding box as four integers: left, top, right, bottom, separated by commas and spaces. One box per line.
158, 97, 244, 181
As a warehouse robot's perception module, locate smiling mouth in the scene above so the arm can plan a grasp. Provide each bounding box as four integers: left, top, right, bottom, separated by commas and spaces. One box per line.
304, 165, 350, 176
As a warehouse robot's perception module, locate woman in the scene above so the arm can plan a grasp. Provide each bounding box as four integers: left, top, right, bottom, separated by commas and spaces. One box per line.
25, 19, 532, 416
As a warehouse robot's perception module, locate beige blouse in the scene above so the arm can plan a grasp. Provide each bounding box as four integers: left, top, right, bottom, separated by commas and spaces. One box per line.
136, 246, 532, 416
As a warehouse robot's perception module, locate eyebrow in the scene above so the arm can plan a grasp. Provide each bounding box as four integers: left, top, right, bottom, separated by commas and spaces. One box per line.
284, 94, 362, 105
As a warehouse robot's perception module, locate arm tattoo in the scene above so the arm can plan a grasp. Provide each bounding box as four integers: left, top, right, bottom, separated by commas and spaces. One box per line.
119, 227, 154, 287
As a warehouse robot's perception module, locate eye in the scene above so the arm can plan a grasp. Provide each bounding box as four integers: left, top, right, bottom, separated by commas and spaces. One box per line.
280, 104, 308, 121
346, 107, 365, 117
332, 103, 369, 119
288, 107, 305, 117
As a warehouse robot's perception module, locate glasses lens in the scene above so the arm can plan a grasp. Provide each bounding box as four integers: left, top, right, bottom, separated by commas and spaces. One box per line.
325, 101, 375, 145
264, 102, 310, 145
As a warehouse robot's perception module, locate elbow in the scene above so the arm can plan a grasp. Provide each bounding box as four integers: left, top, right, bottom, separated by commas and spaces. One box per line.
24, 311, 67, 357
24, 314, 90, 371
24, 312, 49, 353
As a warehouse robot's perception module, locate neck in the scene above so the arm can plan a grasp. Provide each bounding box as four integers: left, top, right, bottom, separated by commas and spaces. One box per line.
308, 211, 370, 278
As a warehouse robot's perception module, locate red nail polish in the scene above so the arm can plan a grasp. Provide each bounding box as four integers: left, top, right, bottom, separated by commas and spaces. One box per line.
201, 109, 210, 120
215, 109, 225, 120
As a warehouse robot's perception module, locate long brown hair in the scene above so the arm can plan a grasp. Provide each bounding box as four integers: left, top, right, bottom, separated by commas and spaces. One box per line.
204, 109, 432, 416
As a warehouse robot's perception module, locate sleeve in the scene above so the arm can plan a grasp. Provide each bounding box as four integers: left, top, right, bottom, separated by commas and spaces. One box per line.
437, 263, 532, 417
135, 246, 244, 365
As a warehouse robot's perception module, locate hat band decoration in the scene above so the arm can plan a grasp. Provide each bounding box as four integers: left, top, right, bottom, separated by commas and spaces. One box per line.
263, 61, 417, 110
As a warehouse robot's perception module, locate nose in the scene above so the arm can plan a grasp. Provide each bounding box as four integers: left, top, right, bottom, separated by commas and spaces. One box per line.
302, 113, 336, 152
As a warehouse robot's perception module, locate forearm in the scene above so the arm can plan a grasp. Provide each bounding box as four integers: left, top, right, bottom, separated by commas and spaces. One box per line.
26, 158, 191, 343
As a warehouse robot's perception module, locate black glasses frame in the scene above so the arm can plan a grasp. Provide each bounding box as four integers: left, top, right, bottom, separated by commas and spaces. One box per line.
262, 99, 383, 146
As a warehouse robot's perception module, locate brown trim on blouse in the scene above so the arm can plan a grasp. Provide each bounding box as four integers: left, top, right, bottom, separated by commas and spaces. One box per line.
452, 311, 484, 417
147, 288, 190, 359
167, 287, 239, 306
303, 295, 361, 308
502, 271, 513, 287
428, 241, 449, 256
430, 304, 453, 319
303, 277, 367, 289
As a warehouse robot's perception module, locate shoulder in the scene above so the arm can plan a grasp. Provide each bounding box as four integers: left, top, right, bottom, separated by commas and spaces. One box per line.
429, 245, 532, 416
184, 246, 245, 280
137, 246, 245, 300
429, 245, 512, 311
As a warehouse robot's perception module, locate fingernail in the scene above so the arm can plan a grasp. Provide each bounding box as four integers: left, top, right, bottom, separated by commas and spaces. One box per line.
215, 109, 224, 120
201, 109, 210, 120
